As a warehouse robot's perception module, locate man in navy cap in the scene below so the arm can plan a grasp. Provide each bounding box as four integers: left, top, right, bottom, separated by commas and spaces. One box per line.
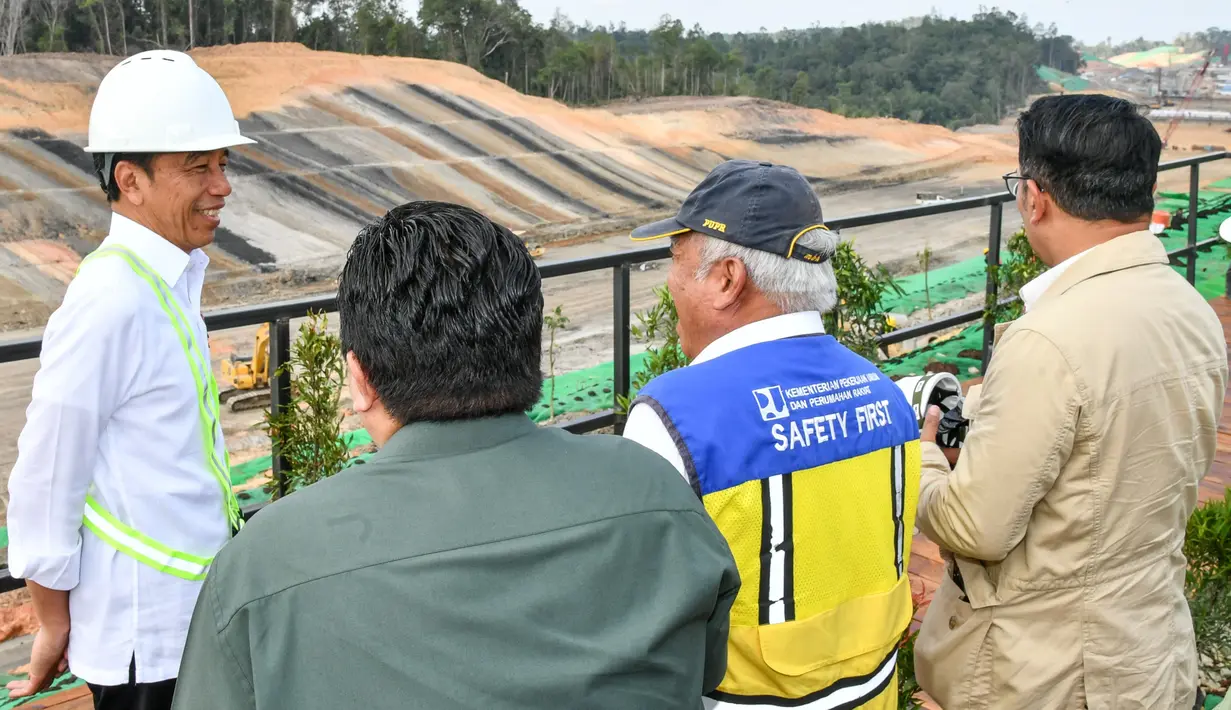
624, 159, 922, 709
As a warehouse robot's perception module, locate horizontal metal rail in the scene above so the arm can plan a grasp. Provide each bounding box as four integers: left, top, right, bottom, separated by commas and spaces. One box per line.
0, 151, 1224, 594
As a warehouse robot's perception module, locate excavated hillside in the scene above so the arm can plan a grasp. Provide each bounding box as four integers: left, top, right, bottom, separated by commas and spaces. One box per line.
0, 42, 1018, 330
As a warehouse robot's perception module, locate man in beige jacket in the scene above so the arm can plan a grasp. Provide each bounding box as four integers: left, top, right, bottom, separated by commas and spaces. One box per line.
914, 93, 1228, 709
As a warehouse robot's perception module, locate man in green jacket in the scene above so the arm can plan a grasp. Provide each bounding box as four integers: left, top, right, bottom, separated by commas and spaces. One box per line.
171, 201, 740, 710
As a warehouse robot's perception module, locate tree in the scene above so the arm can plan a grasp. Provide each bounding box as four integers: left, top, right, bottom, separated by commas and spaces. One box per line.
790, 70, 809, 105
0, 1, 1158, 129
419, 0, 523, 69
543, 304, 569, 421
263, 312, 351, 499
2, 0, 29, 54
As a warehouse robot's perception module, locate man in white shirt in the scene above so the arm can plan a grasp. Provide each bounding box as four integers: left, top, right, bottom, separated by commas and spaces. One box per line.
5, 50, 255, 709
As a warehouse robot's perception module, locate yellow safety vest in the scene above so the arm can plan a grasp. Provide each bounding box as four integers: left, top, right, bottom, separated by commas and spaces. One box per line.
633, 333, 922, 708
75, 244, 242, 581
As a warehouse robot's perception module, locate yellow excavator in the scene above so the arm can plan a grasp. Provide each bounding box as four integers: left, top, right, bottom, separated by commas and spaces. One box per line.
218, 323, 272, 412
215, 241, 544, 412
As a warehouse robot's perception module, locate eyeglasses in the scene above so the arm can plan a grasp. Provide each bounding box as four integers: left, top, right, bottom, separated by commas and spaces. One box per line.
1002, 172, 1038, 198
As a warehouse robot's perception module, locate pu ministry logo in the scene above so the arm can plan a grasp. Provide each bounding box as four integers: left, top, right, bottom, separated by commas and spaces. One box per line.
752, 385, 790, 422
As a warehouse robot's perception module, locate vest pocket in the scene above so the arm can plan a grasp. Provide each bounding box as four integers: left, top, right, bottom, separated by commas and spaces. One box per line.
757, 574, 913, 676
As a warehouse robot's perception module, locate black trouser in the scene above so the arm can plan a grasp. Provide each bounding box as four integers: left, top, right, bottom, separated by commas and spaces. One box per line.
86, 656, 177, 710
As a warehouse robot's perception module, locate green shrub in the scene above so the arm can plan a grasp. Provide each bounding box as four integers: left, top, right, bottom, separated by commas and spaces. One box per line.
897, 588, 926, 709
823, 240, 904, 361
1188, 490, 1231, 591
616, 284, 687, 415
263, 311, 351, 499
990, 228, 1047, 322
1187, 491, 1231, 691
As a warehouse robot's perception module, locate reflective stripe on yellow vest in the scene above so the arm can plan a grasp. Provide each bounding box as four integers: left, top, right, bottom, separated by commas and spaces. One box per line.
632, 334, 923, 708
75, 244, 242, 580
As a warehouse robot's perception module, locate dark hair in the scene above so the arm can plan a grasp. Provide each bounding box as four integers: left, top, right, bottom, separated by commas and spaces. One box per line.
1017, 94, 1161, 223
338, 201, 544, 425
92, 152, 156, 202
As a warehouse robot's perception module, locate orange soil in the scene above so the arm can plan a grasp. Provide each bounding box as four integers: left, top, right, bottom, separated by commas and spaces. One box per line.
0, 42, 1018, 174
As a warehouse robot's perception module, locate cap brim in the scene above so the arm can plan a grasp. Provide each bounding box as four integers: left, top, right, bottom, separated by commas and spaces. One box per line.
630, 217, 690, 242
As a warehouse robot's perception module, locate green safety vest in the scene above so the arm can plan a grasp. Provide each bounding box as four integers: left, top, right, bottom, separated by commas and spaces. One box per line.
75, 244, 242, 582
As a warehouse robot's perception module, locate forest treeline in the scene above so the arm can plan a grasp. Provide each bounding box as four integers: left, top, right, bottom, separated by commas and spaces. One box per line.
0, 0, 1226, 129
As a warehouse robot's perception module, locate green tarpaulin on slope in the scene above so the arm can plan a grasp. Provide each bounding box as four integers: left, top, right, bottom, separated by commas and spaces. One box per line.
1036, 65, 1091, 92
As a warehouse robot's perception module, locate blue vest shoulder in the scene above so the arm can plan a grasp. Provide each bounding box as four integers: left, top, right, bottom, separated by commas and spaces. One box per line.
635, 335, 918, 496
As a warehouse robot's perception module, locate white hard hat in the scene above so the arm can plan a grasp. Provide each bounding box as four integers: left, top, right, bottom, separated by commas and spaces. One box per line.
1220, 217, 1231, 243
85, 50, 255, 155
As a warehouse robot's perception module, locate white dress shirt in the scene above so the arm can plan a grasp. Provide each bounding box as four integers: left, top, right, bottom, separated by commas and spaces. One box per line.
623, 311, 827, 480
7, 213, 232, 686
1018, 248, 1093, 312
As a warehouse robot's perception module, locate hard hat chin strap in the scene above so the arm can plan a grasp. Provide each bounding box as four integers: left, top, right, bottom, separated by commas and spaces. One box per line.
101, 153, 117, 188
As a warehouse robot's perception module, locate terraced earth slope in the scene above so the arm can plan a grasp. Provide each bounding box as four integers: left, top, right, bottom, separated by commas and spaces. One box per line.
0, 42, 1019, 330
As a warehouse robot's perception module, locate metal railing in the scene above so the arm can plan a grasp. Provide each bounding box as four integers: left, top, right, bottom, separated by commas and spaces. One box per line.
0, 151, 1225, 592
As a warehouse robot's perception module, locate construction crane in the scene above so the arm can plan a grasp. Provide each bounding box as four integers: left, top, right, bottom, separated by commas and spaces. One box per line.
1161, 46, 1223, 148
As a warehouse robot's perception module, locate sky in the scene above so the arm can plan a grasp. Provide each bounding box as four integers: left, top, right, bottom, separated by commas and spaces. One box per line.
508, 1, 1221, 46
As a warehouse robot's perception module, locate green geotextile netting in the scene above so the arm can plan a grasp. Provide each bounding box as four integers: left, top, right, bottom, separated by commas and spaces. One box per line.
1036, 65, 1091, 92
1211, 178, 1231, 190
879, 204, 1231, 378
881, 323, 988, 380
0, 670, 84, 708
886, 193, 1231, 318
226, 352, 657, 508
1156, 192, 1231, 215
881, 256, 998, 315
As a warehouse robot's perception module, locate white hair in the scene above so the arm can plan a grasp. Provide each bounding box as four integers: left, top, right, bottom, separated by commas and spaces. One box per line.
693, 228, 840, 314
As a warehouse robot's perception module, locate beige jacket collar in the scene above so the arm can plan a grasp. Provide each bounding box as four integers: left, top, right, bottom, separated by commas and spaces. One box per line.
1030, 229, 1167, 311
991, 230, 1166, 350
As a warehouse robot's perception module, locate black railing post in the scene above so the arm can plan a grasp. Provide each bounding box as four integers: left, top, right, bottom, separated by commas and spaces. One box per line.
613, 264, 631, 432
1188, 163, 1199, 285
269, 318, 292, 499
981, 203, 1004, 374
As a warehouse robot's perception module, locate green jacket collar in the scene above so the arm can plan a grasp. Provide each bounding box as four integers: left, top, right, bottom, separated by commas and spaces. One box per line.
367, 412, 538, 463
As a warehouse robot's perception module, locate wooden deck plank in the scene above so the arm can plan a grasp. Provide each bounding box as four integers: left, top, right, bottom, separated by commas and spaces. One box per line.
12, 684, 91, 709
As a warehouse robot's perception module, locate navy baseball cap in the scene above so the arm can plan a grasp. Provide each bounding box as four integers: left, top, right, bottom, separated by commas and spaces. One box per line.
630, 159, 836, 263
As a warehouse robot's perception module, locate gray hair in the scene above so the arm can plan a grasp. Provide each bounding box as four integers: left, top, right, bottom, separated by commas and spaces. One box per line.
694, 228, 840, 314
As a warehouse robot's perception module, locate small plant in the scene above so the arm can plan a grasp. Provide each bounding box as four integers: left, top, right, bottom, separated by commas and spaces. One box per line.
917, 243, 934, 320
1187, 490, 1231, 591
897, 587, 926, 709
1186, 491, 1231, 695
263, 311, 351, 499
616, 284, 688, 415
824, 240, 905, 361
543, 304, 571, 421
990, 228, 1047, 322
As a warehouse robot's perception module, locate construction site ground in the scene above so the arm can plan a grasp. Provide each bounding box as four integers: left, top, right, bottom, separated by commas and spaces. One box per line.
8, 291, 1231, 709
0, 41, 1229, 706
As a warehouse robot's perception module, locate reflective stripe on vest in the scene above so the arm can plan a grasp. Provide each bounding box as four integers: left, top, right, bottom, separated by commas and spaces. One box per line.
75, 244, 242, 577
633, 334, 921, 706
82, 493, 212, 581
